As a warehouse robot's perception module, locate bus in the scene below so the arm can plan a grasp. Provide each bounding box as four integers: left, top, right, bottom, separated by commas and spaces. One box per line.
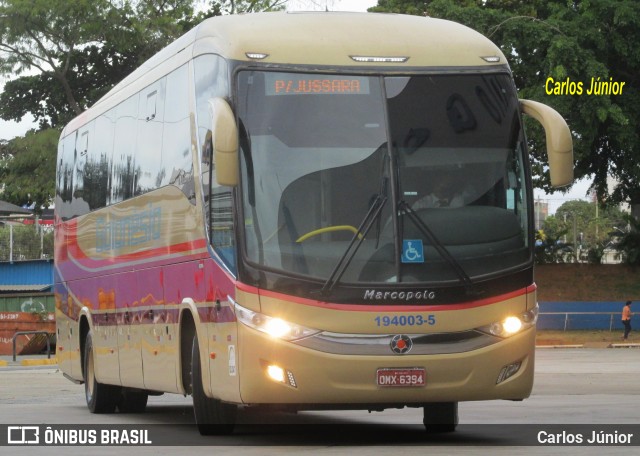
54, 12, 573, 435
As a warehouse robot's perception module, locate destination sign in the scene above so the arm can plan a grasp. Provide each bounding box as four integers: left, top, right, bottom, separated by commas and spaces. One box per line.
265, 73, 370, 96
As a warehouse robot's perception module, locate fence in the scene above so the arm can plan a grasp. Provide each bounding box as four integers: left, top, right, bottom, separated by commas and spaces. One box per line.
0, 224, 54, 262
538, 312, 625, 331
538, 302, 627, 331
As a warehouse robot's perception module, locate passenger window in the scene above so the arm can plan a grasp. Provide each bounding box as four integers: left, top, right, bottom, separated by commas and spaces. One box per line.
162, 64, 192, 196
135, 80, 165, 195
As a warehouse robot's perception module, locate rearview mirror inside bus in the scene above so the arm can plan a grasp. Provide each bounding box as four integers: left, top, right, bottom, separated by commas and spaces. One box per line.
520, 99, 573, 188
209, 97, 239, 186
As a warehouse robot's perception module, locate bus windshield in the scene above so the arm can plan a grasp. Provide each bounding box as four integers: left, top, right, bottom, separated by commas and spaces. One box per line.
237, 70, 530, 287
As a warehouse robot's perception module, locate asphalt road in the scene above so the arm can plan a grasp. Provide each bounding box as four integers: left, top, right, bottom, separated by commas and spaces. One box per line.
1, 348, 639, 455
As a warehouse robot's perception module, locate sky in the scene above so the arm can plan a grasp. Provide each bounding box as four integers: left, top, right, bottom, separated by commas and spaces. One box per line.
0, 74, 37, 141
0, 113, 36, 142
0, 0, 592, 212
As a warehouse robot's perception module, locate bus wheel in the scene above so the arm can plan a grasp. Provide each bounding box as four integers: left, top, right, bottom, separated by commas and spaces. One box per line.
84, 331, 120, 413
423, 402, 458, 433
191, 335, 237, 435
117, 388, 148, 413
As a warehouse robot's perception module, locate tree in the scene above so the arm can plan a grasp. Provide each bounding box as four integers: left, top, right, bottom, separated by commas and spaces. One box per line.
616, 214, 640, 266
369, 0, 640, 214
0, 0, 114, 119
215, 0, 287, 14
0, 1, 288, 129
0, 129, 58, 212
369, 0, 429, 15
542, 200, 626, 252
0, 0, 206, 128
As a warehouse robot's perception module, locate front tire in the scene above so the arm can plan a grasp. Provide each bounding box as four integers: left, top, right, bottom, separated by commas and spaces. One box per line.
191, 335, 237, 435
84, 330, 120, 413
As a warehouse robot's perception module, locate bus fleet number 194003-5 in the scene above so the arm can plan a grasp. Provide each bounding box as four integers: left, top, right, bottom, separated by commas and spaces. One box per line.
374, 315, 436, 327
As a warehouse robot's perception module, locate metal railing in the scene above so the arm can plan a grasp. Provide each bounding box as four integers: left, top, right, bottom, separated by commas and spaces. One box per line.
539, 312, 623, 331
12, 331, 54, 362
0, 224, 54, 262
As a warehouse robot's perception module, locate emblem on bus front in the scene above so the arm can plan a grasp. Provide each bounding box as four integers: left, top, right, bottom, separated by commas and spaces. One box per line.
390, 334, 413, 354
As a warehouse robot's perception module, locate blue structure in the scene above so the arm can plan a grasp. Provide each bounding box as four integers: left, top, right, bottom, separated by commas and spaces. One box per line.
0, 260, 53, 293
0, 261, 628, 331
538, 301, 627, 331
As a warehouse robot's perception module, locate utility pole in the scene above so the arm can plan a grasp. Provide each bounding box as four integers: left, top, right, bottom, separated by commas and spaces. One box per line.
573, 215, 578, 263
595, 198, 599, 242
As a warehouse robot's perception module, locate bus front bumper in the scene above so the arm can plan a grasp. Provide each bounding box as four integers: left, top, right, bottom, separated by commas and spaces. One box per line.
236, 325, 535, 408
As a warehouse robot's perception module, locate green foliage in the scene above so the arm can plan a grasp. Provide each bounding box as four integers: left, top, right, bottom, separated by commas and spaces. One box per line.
535, 228, 572, 264
542, 200, 627, 253
0, 129, 58, 211
214, 0, 287, 14
616, 215, 640, 266
369, 0, 429, 15
0, 0, 206, 127
0, 0, 115, 117
0, 45, 139, 128
587, 246, 604, 265
0, 0, 290, 219
370, 0, 640, 207
0, 0, 287, 129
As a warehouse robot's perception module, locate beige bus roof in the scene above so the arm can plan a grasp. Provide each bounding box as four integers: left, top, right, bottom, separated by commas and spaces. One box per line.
194, 12, 506, 67
67, 12, 507, 135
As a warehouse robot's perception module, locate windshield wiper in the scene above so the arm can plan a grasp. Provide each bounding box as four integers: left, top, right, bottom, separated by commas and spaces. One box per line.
315, 145, 391, 297
397, 200, 478, 295
317, 194, 388, 297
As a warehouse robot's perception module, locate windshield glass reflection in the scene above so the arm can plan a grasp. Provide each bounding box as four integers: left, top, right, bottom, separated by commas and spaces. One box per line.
236, 71, 530, 287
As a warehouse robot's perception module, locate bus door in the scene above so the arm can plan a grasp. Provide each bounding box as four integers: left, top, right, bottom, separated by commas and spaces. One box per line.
92, 274, 121, 386
204, 260, 241, 402
116, 272, 145, 389
138, 267, 178, 392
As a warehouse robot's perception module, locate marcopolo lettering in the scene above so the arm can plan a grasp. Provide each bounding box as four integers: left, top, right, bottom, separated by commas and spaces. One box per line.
364, 289, 436, 301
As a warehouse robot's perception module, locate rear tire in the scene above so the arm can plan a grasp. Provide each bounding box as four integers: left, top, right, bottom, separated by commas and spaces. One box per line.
84, 331, 120, 413
423, 402, 458, 433
191, 335, 237, 435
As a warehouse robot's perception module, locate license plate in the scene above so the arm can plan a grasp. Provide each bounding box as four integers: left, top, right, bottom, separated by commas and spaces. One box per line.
376, 368, 426, 387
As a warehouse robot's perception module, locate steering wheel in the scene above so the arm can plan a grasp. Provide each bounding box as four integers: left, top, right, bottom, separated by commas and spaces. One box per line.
296, 225, 363, 243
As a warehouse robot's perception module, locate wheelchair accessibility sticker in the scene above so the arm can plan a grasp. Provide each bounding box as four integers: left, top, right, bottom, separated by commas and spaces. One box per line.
401, 240, 424, 263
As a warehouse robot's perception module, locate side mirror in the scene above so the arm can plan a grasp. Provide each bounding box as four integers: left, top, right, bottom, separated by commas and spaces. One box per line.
209, 98, 239, 187
520, 99, 574, 188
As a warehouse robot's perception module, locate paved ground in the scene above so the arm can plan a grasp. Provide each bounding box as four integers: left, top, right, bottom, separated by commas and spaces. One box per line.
1, 348, 639, 455
3, 340, 639, 367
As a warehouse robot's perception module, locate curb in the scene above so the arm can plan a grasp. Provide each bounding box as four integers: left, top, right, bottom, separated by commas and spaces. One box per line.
536, 343, 640, 349
0, 357, 58, 367
536, 344, 584, 349
20, 358, 58, 366
610, 343, 640, 349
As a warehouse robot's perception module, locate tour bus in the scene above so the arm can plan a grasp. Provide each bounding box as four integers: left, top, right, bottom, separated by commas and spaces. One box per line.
54, 12, 573, 434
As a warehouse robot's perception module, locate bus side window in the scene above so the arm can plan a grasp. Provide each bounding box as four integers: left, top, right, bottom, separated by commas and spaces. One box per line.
70, 127, 91, 217
136, 79, 165, 196
56, 134, 76, 220
163, 64, 193, 198
112, 95, 139, 202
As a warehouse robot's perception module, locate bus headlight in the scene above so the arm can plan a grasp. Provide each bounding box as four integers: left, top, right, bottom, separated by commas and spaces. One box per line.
234, 303, 320, 341
502, 316, 523, 334
479, 305, 538, 338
